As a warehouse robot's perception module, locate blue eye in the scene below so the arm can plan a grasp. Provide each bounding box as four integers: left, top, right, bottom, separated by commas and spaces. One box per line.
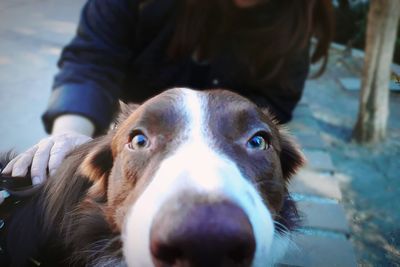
247, 135, 269, 150
129, 134, 149, 149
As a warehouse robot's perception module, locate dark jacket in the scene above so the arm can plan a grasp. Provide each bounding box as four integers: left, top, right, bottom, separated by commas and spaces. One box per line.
42, 0, 310, 134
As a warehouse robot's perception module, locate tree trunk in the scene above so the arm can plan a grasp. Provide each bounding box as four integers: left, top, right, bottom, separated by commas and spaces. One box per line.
353, 0, 400, 144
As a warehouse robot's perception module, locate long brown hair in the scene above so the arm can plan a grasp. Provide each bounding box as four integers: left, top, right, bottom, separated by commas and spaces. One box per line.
168, 0, 334, 83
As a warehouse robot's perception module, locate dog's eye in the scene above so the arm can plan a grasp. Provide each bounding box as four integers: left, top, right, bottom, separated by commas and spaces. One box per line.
247, 134, 270, 150
129, 134, 149, 149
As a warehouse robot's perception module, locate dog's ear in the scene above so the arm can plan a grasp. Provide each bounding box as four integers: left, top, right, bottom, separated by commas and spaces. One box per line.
80, 136, 113, 182
42, 136, 115, 230
278, 128, 306, 181
79, 135, 114, 199
114, 101, 140, 127
83, 101, 139, 180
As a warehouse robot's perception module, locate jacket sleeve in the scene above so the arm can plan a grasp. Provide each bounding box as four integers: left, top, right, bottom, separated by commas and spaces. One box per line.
248, 50, 310, 124
42, 0, 139, 134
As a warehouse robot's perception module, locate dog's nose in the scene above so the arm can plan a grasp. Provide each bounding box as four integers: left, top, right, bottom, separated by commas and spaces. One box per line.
150, 200, 255, 267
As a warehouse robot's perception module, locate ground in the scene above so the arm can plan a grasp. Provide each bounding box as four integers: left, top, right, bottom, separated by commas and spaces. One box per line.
303, 49, 400, 266
0, 0, 399, 265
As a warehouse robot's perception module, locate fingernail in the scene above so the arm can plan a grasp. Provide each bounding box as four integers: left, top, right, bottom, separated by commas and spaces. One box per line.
0, 190, 10, 199
32, 176, 41, 185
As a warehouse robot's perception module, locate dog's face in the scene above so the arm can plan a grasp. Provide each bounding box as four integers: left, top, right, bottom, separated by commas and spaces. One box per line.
81, 88, 304, 267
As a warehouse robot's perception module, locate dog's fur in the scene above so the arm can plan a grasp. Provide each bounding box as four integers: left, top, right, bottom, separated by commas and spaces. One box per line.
0, 88, 304, 267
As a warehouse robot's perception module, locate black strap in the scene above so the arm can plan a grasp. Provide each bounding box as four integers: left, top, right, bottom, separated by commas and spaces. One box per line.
0, 164, 43, 266
0, 176, 32, 191
0, 175, 37, 199
0, 162, 35, 196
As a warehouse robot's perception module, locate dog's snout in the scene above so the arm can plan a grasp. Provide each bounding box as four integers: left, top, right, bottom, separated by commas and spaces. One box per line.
150, 200, 255, 267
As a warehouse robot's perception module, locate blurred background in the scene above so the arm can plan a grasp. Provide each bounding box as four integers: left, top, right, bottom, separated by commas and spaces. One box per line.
0, 0, 84, 152
0, 0, 399, 266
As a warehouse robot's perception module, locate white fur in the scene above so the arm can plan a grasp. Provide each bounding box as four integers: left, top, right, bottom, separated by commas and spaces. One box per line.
122, 88, 286, 266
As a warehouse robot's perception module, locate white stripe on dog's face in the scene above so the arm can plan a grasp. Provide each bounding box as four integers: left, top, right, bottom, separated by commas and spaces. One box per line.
122, 89, 276, 267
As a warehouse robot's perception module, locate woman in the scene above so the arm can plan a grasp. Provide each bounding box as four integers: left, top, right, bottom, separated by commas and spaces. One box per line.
2, 0, 334, 185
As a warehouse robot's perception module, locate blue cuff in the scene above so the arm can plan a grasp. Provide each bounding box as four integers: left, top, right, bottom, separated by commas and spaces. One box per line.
42, 84, 117, 134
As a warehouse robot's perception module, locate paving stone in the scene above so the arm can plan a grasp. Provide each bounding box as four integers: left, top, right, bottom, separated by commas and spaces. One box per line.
293, 105, 313, 118
0, 38, 59, 85
0, 0, 84, 151
303, 150, 335, 172
286, 117, 321, 135
298, 96, 308, 105
297, 200, 350, 234
280, 233, 357, 267
289, 169, 342, 200
292, 132, 327, 150
0, 0, 85, 46
340, 77, 400, 91
339, 77, 361, 91
0, 0, 28, 11
286, 122, 316, 135
0, 77, 51, 152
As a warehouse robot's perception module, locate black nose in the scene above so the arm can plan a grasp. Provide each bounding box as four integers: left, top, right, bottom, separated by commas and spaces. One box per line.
150, 200, 255, 267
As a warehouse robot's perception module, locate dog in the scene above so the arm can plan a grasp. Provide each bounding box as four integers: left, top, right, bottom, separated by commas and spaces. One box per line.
0, 88, 304, 267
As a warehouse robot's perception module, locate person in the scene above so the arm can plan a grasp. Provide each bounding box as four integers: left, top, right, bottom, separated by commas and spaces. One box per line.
2, 0, 334, 185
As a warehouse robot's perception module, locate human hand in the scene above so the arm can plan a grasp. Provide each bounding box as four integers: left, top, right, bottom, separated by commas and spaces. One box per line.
1, 132, 92, 185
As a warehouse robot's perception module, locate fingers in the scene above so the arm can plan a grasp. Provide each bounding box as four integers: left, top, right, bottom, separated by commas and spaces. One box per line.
1, 132, 92, 186
48, 140, 70, 177
1, 155, 19, 174
1, 138, 55, 185
30, 139, 54, 185
48, 134, 91, 177
10, 146, 39, 177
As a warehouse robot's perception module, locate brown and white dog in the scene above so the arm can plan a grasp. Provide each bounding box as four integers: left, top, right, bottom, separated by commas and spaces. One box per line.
1, 88, 304, 267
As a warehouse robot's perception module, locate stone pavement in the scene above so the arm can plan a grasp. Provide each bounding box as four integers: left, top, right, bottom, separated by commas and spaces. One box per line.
0, 0, 360, 266
0, 0, 86, 152
277, 103, 358, 267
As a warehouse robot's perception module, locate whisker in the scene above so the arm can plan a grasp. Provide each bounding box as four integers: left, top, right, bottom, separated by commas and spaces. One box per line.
68, 235, 123, 266
274, 219, 290, 233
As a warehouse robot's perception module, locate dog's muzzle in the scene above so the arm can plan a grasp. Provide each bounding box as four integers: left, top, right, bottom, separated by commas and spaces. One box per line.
150, 196, 256, 267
